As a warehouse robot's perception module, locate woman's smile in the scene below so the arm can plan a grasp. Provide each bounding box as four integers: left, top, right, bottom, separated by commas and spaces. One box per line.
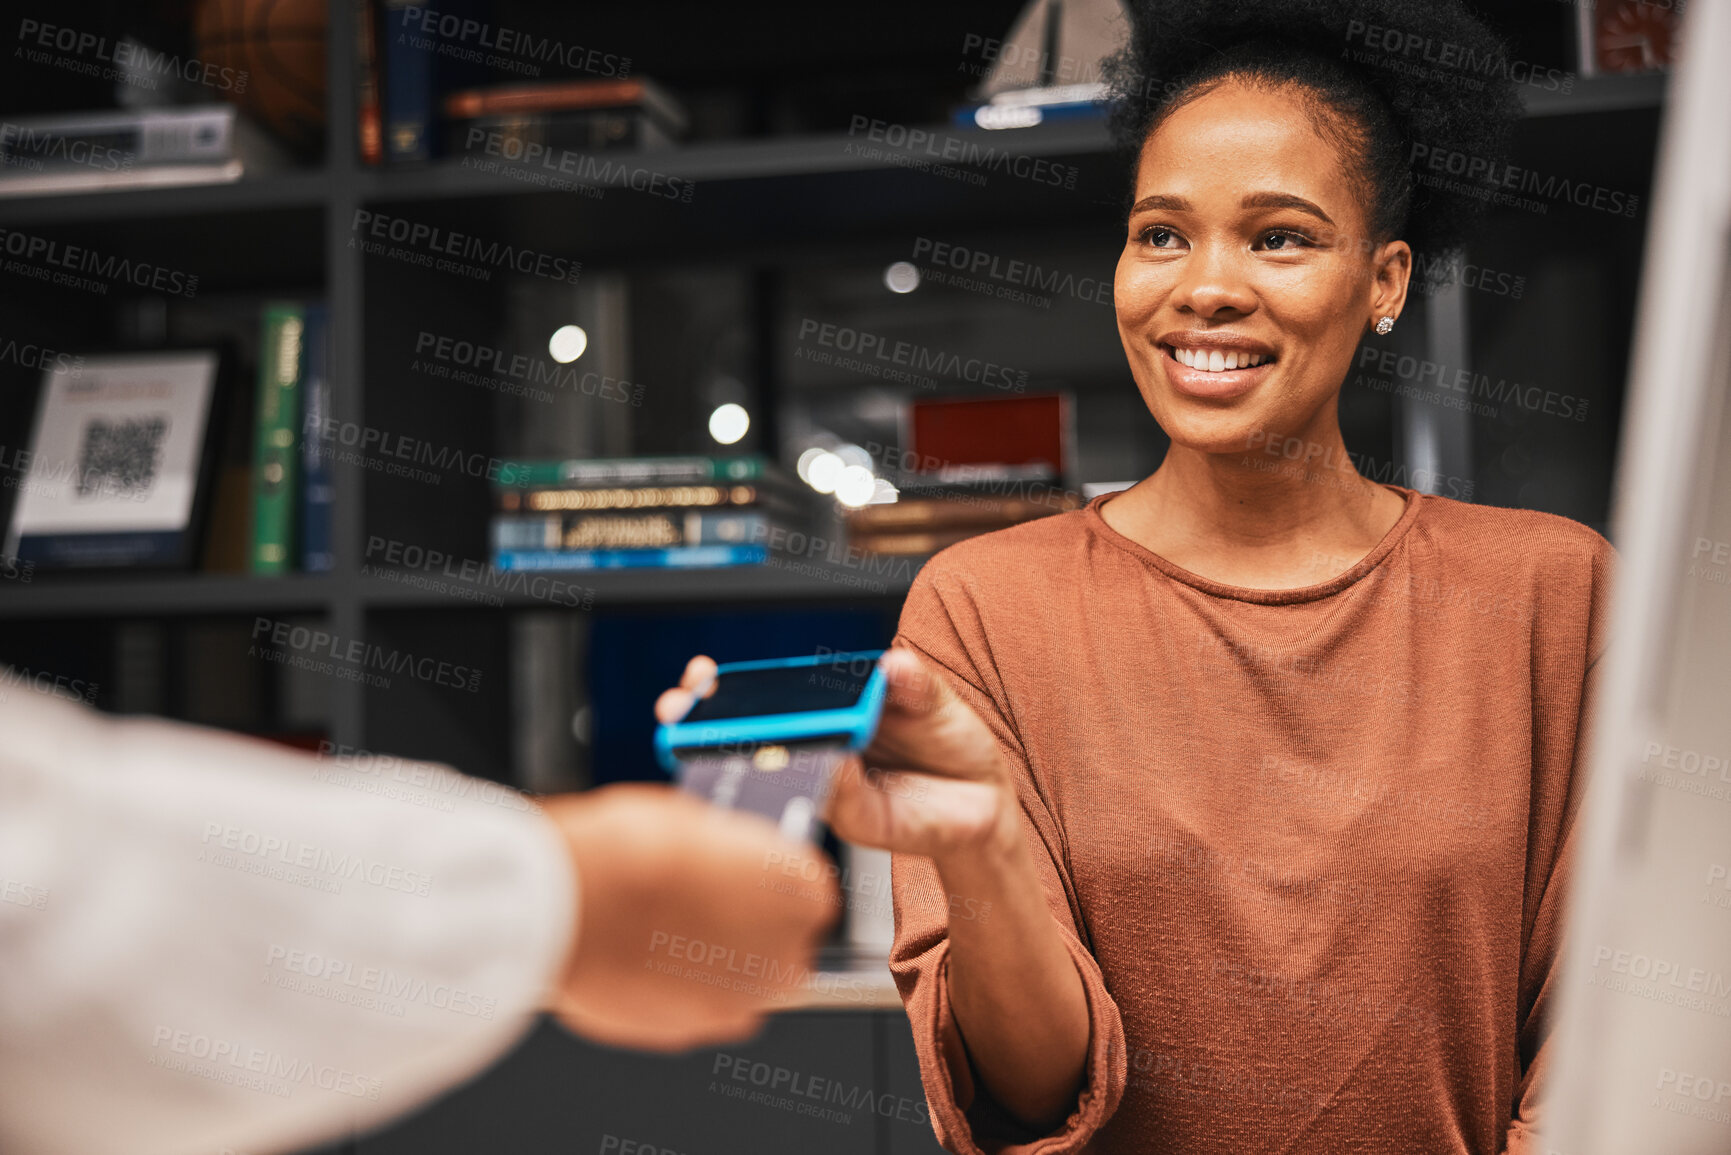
1158, 334, 1279, 401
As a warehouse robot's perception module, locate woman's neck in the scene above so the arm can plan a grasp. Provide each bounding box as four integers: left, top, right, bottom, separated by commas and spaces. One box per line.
1100, 428, 1409, 590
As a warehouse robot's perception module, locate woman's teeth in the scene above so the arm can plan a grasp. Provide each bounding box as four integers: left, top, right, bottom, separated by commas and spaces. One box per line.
1170, 347, 1270, 372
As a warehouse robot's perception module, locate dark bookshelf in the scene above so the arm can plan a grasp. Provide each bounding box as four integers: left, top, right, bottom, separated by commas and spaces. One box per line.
0, 37, 1666, 735
0, 0, 1664, 811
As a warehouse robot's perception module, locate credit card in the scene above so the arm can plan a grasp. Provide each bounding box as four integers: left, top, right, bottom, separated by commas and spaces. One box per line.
673, 740, 850, 843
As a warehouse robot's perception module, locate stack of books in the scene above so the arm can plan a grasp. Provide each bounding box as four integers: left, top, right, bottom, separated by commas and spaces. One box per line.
845, 478, 1080, 556
443, 77, 689, 157
0, 105, 289, 197
490, 455, 813, 571
845, 392, 1079, 556
359, 0, 685, 164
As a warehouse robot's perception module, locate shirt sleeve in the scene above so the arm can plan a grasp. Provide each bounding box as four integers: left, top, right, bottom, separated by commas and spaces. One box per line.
0, 686, 576, 1155
889, 564, 1127, 1155
1504, 533, 1616, 1155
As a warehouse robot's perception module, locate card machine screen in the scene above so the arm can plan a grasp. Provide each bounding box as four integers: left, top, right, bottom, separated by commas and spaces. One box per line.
681, 663, 875, 723
656, 651, 888, 842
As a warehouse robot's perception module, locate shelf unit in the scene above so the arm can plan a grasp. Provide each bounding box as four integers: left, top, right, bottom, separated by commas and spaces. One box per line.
0, 23, 1669, 754
7, 19, 1137, 742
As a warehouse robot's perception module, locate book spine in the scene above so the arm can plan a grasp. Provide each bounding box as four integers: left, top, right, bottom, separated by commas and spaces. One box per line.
848, 529, 979, 556
496, 456, 770, 487
357, 0, 383, 164
951, 100, 1106, 130
448, 79, 683, 134
493, 544, 768, 571
491, 514, 561, 553
298, 305, 333, 572
380, 0, 434, 163
443, 78, 649, 118
494, 511, 774, 551
683, 511, 770, 546
570, 511, 772, 549
499, 483, 771, 513
846, 494, 1077, 532
558, 513, 681, 550
250, 305, 306, 574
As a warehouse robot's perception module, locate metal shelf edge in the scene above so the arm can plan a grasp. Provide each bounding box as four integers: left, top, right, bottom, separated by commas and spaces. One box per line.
0, 573, 339, 618
356, 117, 1118, 203
0, 170, 332, 225
358, 560, 914, 609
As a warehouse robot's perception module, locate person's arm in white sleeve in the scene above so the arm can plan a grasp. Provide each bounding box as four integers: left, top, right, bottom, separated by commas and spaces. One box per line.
0, 686, 572, 1155
0, 686, 839, 1155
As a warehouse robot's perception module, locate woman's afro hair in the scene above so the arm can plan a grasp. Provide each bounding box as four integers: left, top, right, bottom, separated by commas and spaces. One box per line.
1103, 0, 1526, 265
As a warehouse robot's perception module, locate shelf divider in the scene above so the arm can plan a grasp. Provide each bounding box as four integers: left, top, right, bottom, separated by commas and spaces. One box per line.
326, 0, 367, 750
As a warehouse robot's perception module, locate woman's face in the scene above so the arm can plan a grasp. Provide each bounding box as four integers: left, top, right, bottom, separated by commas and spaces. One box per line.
1114, 78, 1409, 454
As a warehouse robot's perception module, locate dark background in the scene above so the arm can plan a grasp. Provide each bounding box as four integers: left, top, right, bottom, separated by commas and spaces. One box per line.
0, 2, 1667, 1151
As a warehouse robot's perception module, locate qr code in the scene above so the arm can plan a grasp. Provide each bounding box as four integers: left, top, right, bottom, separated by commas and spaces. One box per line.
75, 417, 169, 498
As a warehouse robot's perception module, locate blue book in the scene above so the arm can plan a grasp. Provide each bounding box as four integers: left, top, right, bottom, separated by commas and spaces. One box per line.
298, 305, 333, 572
494, 545, 769, 571
380, 0, 434, 163
951, 99, 1109, 130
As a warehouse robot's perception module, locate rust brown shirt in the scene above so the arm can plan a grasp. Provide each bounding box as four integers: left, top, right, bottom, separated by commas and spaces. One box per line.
889, 486, 1613, 1155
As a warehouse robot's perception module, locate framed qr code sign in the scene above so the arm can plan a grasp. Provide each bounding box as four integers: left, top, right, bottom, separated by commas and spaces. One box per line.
4, 351, 220, 568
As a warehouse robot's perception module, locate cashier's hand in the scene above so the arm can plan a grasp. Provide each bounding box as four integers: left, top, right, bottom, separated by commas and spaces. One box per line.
658, 649, 1016, 867
539, 784, 838, 1052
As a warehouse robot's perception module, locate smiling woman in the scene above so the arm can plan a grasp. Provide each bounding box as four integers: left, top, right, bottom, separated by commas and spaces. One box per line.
832, 0, 1619, 1153
1105, 73, 1420, 586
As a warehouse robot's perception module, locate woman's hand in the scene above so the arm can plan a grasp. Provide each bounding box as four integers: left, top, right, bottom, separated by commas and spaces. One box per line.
657, 649, 1089, 1129
655, 648, 1018, 865
829, 647, 1021, 863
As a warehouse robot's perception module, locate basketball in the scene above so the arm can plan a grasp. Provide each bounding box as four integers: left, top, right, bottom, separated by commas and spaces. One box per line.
193, 0, 327, 157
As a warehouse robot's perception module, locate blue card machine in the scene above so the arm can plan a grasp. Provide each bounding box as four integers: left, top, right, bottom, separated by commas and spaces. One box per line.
655, 651, 888, 841
655, 650, 888, 769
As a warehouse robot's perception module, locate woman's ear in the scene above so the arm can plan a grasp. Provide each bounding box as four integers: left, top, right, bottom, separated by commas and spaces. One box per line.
1370, 239, 1413, 329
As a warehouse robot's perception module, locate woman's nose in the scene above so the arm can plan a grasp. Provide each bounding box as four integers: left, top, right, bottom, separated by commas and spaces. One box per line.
1168, 243, 1256, 319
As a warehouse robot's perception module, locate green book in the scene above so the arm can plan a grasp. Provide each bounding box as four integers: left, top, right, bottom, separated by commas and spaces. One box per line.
249, 304, 306, 574
495, 455, 781, 489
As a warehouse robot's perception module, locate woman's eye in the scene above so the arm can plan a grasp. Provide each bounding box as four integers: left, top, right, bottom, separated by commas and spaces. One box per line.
1142, 226, 1179, 248
1259, 230, 1308, 251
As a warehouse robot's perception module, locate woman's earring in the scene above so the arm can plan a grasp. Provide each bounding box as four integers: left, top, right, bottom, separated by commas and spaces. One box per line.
1375, 316, 1395, 335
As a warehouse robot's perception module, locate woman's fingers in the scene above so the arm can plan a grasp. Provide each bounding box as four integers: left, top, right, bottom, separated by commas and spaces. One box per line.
825, 756, 1006, 857
656, 645, 1006, 852
876, 647, 944, 718
682, 655, 718, 693
653, 687, 691, 724
861, 648, 1006, 783
654, 656, 720, 723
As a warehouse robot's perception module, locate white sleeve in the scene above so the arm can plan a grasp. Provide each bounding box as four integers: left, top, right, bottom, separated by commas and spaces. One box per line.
0, 685, 577, 1155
